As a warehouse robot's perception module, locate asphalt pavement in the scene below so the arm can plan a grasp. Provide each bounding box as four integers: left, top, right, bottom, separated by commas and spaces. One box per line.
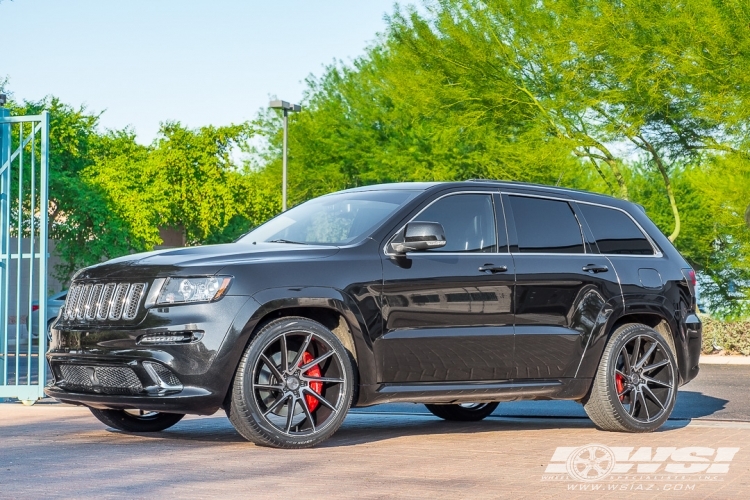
0, 363, 748, 499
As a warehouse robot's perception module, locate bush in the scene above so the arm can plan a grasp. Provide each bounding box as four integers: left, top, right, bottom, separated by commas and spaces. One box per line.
701, 316, 750, 355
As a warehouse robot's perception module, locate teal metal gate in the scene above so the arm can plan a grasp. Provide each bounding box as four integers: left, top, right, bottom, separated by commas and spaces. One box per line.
0, 106, 49, 402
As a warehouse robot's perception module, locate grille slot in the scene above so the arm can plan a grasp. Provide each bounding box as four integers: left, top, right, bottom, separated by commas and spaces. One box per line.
96, 283, 116, 320
123, 283, 146, 320
85, 284, 104, 320
108, 283, 131, 320
75, 284, 92, 320
59, 365, 144, 395
64, 284, 82, 320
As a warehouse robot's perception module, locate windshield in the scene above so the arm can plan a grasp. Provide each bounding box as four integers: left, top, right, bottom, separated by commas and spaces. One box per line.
239, 190, 418, 245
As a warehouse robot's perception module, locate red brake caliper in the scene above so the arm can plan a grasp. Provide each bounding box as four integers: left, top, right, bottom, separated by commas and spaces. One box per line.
615, 372, 625, 401
301, 352, 323, 412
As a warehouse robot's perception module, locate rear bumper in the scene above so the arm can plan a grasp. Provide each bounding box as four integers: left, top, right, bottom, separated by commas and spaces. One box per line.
681, 313, 702, 385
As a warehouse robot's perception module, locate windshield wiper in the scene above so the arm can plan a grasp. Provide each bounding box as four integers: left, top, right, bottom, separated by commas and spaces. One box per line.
267, 239, 307, 245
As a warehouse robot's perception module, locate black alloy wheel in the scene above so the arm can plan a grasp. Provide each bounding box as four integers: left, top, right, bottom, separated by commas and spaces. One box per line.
89, 408, 185, 432
228, 317, 354, 448
584, 323, 678, 432
425, 402, 499, 421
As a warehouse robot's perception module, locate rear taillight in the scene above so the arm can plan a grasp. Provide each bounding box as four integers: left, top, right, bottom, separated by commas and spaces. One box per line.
31, 304, 39, 312
681, 268, 698, 311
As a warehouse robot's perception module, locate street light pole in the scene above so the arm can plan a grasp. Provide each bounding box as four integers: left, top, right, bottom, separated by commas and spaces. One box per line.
269, 100, 301, 212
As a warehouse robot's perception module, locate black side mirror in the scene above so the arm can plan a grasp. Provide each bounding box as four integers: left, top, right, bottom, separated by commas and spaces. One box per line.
391, 221, 447, 254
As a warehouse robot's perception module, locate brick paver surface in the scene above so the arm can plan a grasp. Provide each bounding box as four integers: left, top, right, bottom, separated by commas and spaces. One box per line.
1, 403, 749, 499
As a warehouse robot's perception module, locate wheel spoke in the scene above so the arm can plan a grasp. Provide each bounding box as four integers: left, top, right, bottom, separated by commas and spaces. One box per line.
302, 387, 337, 412
636, 341, 657, 369
631, 336, 641, 369
642, 374, 671, 388
639, 390, 650, 420
642, 384, 666, 410
299, 394, 317, 433
300, 350, 334, 372
279, 334, 288, 373
629, 390, 639, 416
290, 333, 313, 369
263, 392, 291, 417
618, 385, 633, 397
620, 346, 632, 374
284, 395, 296, 433
254, 383, 284, 392
260, 353, 284, 380
301, 375, 344, 384
642, 359, 670, 373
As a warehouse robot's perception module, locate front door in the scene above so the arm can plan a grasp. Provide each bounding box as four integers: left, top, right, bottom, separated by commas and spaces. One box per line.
376, 192, 515, 383
503, 193, 622, 380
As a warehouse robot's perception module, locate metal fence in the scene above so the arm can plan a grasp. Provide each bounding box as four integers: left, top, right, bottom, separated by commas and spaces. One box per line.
0, 108, 49, 402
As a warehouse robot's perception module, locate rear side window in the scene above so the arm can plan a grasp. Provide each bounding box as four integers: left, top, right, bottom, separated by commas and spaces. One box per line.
509, 196, 584, 253
578, 203, 655, 255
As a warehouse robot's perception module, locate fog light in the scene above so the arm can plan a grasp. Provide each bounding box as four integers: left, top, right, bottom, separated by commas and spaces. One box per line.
137, 331, 202, 345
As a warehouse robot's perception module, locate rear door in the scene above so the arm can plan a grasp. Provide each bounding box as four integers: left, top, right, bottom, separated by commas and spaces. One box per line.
377, 191, 516, 383
504, 193, 621, 380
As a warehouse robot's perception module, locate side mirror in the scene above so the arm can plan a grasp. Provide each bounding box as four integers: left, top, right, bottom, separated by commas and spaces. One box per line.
391, 221, 447, 254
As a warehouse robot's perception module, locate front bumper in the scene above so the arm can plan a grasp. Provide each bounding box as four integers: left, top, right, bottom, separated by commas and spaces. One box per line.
45, 295, 255, 415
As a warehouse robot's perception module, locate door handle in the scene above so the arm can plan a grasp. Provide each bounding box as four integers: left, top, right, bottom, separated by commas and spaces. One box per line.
582, 264, 609, 273
479, 264, 508, 274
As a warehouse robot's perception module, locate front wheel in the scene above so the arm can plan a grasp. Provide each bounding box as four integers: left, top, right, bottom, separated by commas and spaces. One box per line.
425, 402, 499, 421
89, 408, 184, 432
227, 317, 354, 448
584, 323, 678, 432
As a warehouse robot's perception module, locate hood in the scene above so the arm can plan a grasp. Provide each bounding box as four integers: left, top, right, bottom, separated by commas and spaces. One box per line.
75, 242, 340, 280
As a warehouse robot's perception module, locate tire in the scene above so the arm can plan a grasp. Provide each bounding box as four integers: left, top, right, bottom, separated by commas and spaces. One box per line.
425, 402, 499, 421
89, 408, 184, 432
227, 317, 354, 448
584, 323, 678, 433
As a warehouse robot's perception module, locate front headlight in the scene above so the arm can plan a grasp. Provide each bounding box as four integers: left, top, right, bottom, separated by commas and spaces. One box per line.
147, 276, 233, 307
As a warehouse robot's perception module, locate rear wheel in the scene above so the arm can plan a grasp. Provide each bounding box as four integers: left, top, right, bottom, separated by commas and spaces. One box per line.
227, 317, 354, 448
584, 323, 678, 432
89, 408, 184, 432
425, 402, 499, 421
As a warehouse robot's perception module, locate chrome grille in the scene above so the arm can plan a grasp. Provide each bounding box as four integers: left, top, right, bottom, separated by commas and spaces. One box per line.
63, 281, 147, 323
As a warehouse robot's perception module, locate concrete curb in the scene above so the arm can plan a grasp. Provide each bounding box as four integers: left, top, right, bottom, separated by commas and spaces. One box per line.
700, 354, 750, 365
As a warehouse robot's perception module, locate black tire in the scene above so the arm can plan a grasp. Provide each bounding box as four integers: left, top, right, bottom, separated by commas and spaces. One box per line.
584, 323, 678, 432
425, 402, 499, 421
227, 317, 354, 448
89, 408, 184, 432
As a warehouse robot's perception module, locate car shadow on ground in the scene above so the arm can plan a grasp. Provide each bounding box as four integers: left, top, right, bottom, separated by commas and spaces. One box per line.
110, 390, 729, 447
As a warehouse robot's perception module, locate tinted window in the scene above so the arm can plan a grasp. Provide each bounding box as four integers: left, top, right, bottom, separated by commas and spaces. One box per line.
414, 194, 497, 253
510, 196, 584, 253
579, 204, 655, 255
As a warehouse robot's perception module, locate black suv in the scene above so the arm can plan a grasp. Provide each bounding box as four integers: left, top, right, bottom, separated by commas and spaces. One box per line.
46, 181, 702, 448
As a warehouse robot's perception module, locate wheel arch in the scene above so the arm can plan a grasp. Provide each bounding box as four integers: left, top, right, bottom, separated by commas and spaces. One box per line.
601, 309, 689, 384
221, 287, 376, 409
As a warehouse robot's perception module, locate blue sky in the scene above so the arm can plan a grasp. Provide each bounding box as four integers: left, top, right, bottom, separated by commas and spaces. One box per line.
0, 0, 408, 143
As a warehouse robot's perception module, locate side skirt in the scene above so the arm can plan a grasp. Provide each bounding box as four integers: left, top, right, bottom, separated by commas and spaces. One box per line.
354, 378, 592, 406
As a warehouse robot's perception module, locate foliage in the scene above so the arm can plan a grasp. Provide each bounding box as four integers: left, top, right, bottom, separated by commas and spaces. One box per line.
701, 316, 750, 356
